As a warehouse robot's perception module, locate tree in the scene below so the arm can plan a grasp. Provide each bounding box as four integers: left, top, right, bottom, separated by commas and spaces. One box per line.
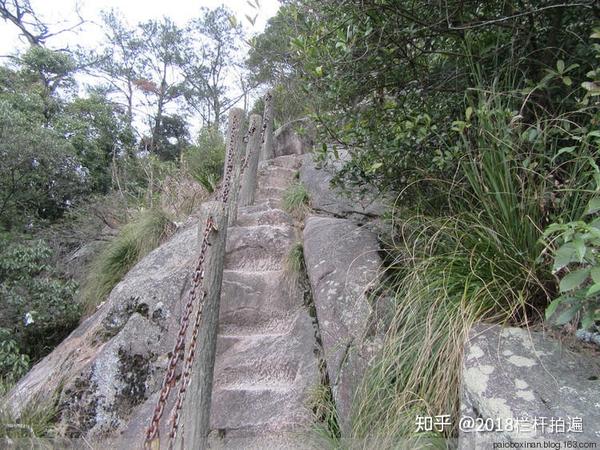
183, 6, 244, 128
137, 17, 186, 159
95, 10, 145, 131
0, 0, 84, 47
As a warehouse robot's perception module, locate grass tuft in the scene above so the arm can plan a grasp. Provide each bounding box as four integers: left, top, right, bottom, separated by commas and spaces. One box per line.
307, 382, 341, 447
286, 242, 305, 274
0, 394, 59, 440
80, 208, 175, 314
282, 182, 309, 219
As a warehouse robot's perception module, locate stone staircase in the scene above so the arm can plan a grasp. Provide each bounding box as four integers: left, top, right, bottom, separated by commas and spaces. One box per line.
209, 155, 320, 448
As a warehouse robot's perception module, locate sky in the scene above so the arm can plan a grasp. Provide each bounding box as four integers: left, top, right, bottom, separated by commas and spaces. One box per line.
0, 0, 280, 54
0, 0, 280, 135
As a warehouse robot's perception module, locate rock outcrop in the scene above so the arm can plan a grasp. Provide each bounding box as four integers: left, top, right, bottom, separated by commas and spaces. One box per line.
4, 148, 389, 447
460, 323, 600, 447
299, 152, 386, 220
273, 119, 314, 158
303, 216, 383, 433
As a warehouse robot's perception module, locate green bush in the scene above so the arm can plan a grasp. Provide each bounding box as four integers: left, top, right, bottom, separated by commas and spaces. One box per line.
542, 195, 600, 331
352, 57, 599, 443
0, 328, 29, 385
0, 238, 80, 365
80, 208, 174, 314
182, 126, 225, 193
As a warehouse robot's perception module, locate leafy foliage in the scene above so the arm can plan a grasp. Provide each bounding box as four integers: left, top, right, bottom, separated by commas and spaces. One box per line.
542, 196, 600, 331
182, 126, 226, 193
0, 238, 80, 365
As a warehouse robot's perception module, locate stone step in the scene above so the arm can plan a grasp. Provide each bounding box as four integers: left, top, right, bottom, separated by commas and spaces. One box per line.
220, 270, 303, 318
224, 225, 294, 271
257, 173, 295, 191
236, 207, 292, 227
210, 387, 311, 434
219, 311, 297, 337
255, 186, 287, 202
239, 200, 281, 215
259, 155, 302, 170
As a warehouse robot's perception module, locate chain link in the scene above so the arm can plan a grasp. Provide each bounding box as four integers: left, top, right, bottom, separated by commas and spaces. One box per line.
144, 112, 240, 449
143, 98, 273, 448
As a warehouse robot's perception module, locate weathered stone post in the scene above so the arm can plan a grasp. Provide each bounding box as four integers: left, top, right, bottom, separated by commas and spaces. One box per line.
239, 114, 263, 207
225, 108, 245, 226
260, 90, 274, 161
180, 201, 228, 450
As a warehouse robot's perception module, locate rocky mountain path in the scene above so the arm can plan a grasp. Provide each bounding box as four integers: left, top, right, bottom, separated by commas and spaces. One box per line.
209, 154, 320, 448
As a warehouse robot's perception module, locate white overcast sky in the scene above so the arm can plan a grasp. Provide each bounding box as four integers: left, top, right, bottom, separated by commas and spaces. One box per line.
0, 0, 280, 54
0, 0, 280, 135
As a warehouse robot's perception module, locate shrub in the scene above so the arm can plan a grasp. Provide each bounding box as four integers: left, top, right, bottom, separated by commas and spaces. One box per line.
80, 208, 175, 313
352, 66, 599, 443
0, 328, 29, 385
0, 393, 59, 440
182, 127, 225, 193
0, 238, 80, 364
542, 195, 600, 331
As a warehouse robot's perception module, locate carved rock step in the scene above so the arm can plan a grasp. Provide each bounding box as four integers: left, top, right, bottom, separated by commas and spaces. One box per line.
220, 270, 302, 325
255, 186, 287, 205
258, 164, 298, 180
224, 224, 295, 271
236, 207, 292, 227
257, 170, 297, 191
209, 432, 321, 450
211, 313, 318, 433
259, 154, 302, 171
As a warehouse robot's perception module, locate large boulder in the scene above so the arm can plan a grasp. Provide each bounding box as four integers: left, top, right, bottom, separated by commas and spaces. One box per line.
302, 216, 384, 433
273, 119, 314, 157
299, 153, 386, 220
460, 323, 600, 447
5, 221, 202, 440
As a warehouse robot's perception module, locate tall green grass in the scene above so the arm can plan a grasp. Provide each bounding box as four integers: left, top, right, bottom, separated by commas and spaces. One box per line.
350, 88, 596, 446
80, 208, 174, 314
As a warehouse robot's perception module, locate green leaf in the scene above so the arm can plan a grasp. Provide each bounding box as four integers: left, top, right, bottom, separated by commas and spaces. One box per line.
465, 106, 473, 121
572, 238, 586, 262
562, 76, 572, 86
551, 146, 576, 162
556, 59, 565, 73
315, 66, 323, 77
581, 315, 595, 330
585, 197, 600, 215
368, 162, 383, 173
552, 243, 579, 272
559, 268, 590, 293
591, 267, 600, 284
545, 296, 564, 319
555, 304, 580, 325
582, 81, 600, 95
587, 283, 600, 296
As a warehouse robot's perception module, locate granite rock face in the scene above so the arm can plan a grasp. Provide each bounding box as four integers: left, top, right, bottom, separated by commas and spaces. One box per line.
273, 119, 314, 157
299, 152, 386, 220
6, 223, 200, 438
303, 216, 383, 433
460, 323, 600, 447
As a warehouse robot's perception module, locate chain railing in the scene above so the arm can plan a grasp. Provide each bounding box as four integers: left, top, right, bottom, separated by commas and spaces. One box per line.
143, 93, 272, 450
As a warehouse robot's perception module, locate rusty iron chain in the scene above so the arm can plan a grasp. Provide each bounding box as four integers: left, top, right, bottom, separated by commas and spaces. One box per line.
144, 114, 239, 450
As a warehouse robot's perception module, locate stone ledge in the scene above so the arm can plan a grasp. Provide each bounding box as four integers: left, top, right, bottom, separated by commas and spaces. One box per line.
460, 323, 600, 448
